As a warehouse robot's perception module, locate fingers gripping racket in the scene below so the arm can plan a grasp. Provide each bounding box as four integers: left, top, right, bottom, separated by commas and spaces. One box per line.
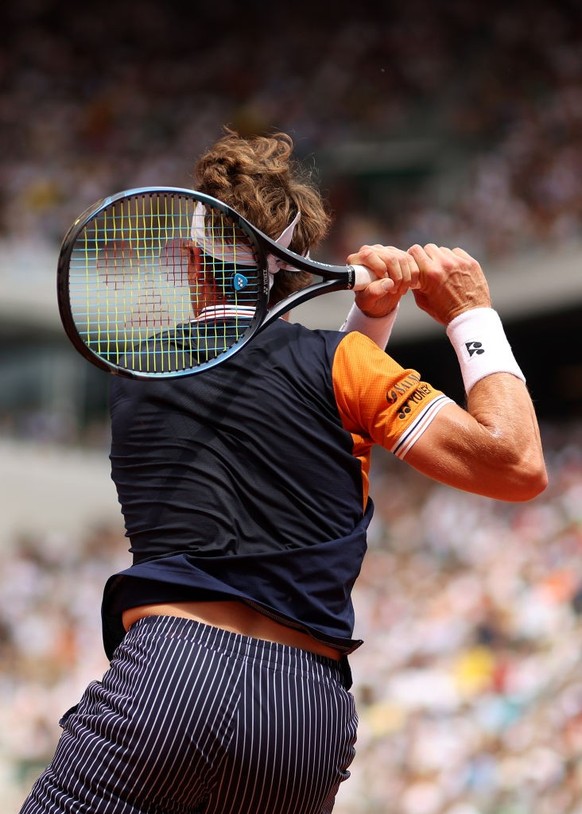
57, 187, 376, 379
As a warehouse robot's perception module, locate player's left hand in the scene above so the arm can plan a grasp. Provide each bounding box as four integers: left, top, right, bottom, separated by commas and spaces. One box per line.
347, 244, 420, 318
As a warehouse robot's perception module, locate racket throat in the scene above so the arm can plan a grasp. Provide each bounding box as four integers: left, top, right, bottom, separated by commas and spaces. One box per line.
263, 278, 351, 328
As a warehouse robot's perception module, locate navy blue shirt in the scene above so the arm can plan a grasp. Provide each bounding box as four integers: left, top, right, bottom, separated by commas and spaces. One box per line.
102, 315, 449, 661
102, 319, 372, 659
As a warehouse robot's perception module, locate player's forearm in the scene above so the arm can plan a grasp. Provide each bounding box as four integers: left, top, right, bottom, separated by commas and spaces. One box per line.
445, 306, 546, 497
404, 305, 547, 500
340, 303, 399, 347
464, 373, 547, 498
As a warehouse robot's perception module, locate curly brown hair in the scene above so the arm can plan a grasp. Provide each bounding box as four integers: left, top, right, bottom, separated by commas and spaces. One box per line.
193, 128, 332, 305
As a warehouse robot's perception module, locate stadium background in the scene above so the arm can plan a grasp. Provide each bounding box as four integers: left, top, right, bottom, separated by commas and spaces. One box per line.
1, 1, 582, 811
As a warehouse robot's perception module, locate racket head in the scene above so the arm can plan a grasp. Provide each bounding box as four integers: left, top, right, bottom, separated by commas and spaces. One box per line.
57, 187, 270, 379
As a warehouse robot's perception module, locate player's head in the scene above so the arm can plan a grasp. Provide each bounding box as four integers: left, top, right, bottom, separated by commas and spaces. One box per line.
193, 128, 332, 305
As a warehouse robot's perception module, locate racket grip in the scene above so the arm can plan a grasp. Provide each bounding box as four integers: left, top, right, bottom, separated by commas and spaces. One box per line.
351, 264, 379, 291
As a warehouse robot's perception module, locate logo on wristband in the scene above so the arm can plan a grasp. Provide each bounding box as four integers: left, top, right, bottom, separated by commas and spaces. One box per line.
465, 341, 485, 357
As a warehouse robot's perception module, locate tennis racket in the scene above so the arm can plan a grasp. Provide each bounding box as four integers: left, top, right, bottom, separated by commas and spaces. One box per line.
57, 186, 377, 379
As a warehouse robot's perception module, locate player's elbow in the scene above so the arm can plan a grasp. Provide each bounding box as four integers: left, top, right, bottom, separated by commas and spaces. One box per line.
500, 451, 548, 502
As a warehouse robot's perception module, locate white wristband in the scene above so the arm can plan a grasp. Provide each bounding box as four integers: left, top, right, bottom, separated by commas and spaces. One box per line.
340, 302, 399, 348
446, 307, 525, 394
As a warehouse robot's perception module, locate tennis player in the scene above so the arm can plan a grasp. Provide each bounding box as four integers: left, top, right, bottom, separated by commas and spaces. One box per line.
19, 129, 547, 814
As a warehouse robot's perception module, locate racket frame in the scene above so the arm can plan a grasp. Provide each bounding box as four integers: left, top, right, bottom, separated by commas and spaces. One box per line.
57, 186, 362, 379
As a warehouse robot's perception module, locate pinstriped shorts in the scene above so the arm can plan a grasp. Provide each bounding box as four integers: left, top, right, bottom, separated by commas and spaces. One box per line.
19, 615, 358, 814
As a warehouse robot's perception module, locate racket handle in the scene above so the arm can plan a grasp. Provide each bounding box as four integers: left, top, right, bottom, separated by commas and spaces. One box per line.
351, 264, 379, 291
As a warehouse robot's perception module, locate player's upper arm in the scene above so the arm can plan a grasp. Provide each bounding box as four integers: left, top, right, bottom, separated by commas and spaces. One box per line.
332, 333, 547, 503
403, 374, 547, 501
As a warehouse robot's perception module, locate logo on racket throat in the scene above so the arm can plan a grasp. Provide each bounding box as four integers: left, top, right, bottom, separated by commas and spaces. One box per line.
233, 273, 249, 291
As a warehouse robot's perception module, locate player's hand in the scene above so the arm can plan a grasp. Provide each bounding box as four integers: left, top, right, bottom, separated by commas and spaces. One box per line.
347, 244, 420, 318
407, 244, 492, 325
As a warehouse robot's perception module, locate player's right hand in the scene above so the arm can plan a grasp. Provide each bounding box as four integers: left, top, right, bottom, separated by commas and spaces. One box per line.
407, 244, 492, 326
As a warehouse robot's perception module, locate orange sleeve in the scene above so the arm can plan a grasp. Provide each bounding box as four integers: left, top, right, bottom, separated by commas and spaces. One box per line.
332, 332, 452, 497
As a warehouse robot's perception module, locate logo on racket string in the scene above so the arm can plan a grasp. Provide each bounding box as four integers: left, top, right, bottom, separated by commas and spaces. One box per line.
233, 273, 249, 291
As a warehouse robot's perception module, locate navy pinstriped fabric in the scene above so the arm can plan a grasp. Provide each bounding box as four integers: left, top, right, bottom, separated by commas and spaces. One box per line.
19, 616, 358, 814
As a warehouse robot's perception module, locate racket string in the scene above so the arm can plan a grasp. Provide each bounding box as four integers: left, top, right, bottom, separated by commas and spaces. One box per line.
68, 192, 262, 374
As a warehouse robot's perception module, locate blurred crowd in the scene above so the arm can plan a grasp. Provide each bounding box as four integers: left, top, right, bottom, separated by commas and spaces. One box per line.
1, 421, 581, 813
343, 422, 582, 814
2, 0, 582, 264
